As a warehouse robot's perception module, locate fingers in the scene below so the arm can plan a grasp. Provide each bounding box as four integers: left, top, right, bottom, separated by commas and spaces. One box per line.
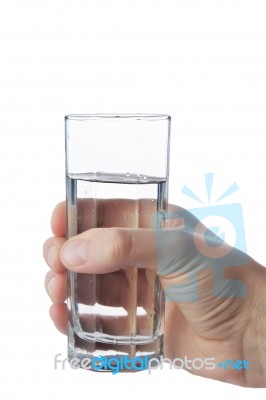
49, 304, 67, 335
93, 198, 157, 229
46, 199, 181, 339
45, 270, 67, 304
60, 227, 157, 273
51, 201, 66, 236
75, 269, 155, 308
43, 236, 66, 273
50, 198, 166, 238
50, 198, 183, 238
44, 233, 67, 335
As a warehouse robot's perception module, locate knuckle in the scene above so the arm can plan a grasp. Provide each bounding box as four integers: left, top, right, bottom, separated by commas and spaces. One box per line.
109, 228, 132, 263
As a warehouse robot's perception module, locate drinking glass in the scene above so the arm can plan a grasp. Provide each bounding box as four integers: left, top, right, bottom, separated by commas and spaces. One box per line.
65, 113, 171, 371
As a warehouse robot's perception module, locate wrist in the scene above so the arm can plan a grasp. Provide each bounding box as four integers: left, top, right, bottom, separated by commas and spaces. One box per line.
242, 260, 266, 387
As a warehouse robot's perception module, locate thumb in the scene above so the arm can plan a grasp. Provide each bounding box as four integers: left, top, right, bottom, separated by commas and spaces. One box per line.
60, 227, 157, 273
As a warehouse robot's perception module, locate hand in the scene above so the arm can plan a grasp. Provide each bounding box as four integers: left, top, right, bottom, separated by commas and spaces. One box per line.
43, 200, 266, 387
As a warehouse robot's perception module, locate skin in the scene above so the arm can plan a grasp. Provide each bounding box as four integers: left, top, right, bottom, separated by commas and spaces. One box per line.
43, 201, 266, 387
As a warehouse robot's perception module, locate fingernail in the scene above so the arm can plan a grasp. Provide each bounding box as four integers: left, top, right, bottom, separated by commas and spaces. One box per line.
61, 239, 87, 267
47, 246, 56, 267
48, 276, 56, 298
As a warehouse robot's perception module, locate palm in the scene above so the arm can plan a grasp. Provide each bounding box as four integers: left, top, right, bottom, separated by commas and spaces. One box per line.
163, 292, 246, 384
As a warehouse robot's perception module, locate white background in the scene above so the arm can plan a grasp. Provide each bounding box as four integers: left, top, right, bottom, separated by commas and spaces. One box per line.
0, 0, 266, 399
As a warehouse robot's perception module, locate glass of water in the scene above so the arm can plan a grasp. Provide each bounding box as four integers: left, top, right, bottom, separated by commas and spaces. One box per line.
65, 114, 171, 371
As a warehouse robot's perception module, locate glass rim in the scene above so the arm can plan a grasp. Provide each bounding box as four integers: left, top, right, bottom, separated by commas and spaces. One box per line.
65, 113, 171, 121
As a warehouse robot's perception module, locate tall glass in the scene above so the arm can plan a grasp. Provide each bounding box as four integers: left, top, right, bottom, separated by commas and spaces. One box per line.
65, 114, 171, 371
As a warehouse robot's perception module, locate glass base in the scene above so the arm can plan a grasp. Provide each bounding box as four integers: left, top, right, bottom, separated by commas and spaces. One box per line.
68, 326, 163, 372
